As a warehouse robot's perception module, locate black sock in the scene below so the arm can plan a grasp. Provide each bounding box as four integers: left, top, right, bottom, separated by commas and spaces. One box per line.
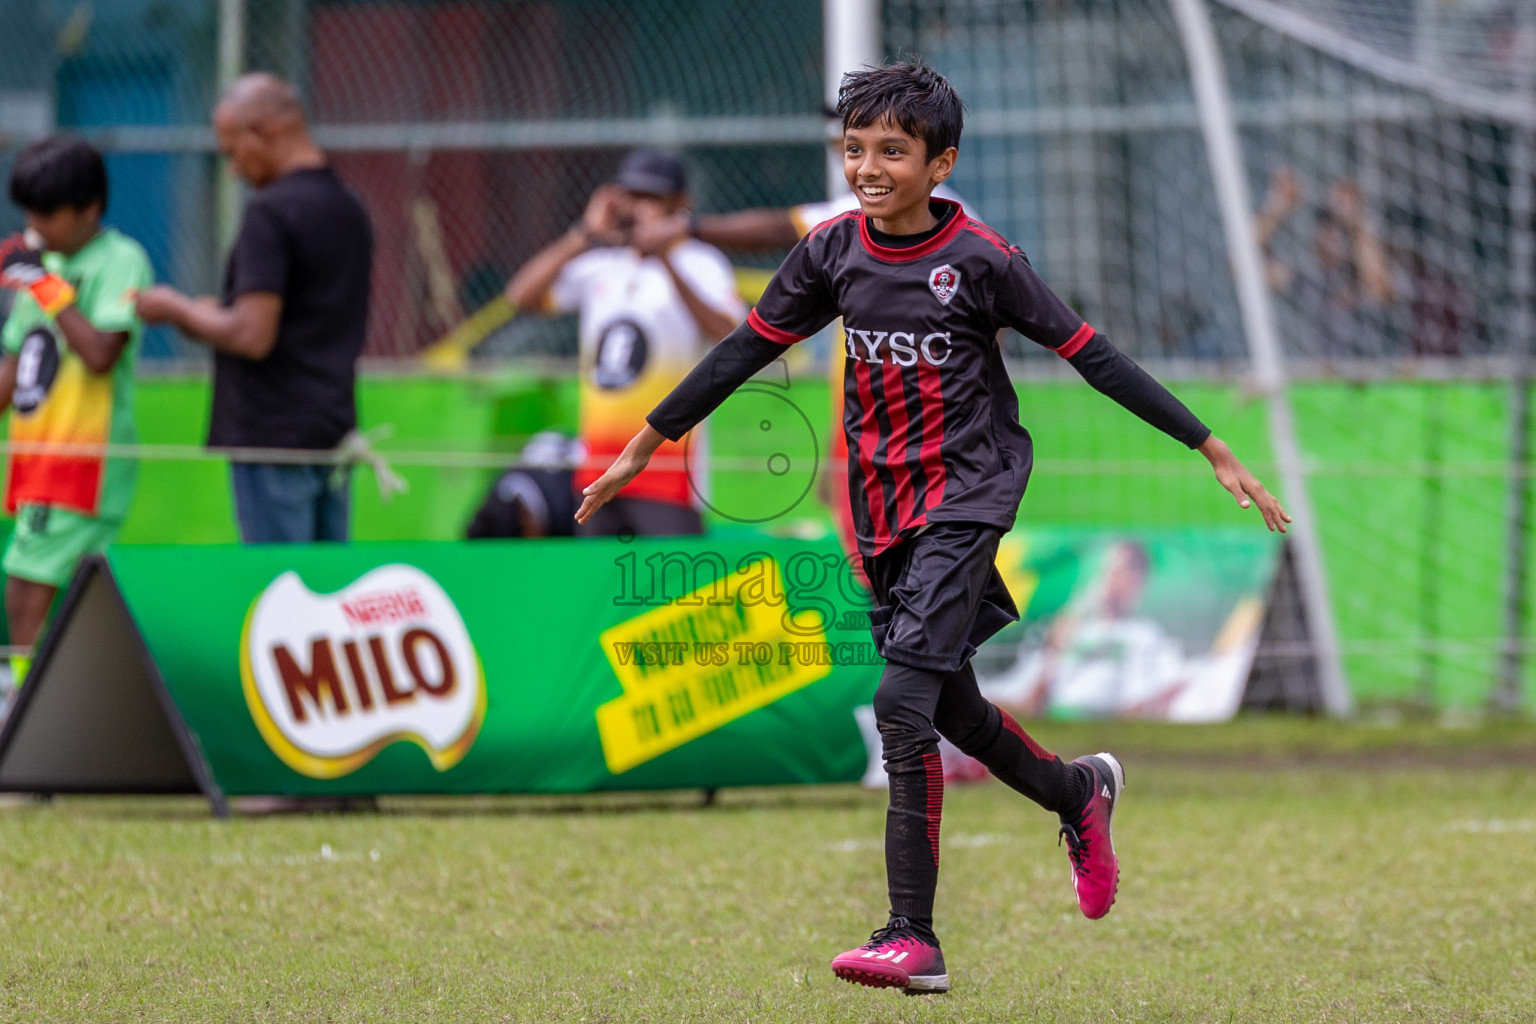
889, 911, 939, 946
884, 750, 943, 927
1061, 760, 1091, 817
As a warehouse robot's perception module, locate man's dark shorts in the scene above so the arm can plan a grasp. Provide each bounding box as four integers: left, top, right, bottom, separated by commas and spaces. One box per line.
862, 522, 1019, 673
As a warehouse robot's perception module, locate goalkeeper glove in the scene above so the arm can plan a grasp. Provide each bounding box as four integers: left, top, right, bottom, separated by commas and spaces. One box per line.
0, 234, 75, 317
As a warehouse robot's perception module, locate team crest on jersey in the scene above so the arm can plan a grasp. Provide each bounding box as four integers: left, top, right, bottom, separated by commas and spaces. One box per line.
928, 264, 960, 305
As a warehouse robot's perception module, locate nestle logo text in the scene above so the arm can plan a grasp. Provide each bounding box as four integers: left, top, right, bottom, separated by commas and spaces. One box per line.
341, 587, 429, 628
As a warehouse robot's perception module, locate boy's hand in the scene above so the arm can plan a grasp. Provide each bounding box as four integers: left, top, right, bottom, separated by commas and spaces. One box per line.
0, 234, 75, 316
1198, 435, 1292, 533
134, 285, 187, 325
574, 424, 668, 525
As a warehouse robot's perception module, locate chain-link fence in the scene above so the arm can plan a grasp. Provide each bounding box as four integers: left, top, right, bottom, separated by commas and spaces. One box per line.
0, 0, 828, 360
888, 0, 1533, 369
13, 0, 1524, 368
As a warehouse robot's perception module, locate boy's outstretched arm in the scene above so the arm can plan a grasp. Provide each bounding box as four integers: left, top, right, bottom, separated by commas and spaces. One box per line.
994, 249, 1291, 531
1061, 334, 1291, 532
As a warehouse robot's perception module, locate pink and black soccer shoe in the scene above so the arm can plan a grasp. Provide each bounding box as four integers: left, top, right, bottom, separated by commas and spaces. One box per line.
1059, 752, 1126, 920
830, 917, 949, 994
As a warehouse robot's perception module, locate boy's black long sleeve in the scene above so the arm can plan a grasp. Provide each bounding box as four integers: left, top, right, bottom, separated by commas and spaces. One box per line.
647, 322, 786, 441
1065, 333, 1211, 449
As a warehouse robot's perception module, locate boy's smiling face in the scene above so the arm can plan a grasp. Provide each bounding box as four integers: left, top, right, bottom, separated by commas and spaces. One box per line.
843, 115, 956, 235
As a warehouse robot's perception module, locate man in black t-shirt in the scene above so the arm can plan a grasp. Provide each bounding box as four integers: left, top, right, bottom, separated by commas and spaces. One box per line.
137, 73, 372, 543
577, 61, 1291, 995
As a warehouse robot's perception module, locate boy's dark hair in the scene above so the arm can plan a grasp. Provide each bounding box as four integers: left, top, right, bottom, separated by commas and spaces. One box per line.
836, 59, 964, 161
9, 135, 108, 215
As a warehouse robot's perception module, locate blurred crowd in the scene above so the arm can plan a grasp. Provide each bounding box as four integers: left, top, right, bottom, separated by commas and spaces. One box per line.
1257, 165, 1472, 361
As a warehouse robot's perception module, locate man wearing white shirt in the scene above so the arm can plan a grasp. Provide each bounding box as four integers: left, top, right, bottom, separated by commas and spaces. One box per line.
506, 150, 745, 537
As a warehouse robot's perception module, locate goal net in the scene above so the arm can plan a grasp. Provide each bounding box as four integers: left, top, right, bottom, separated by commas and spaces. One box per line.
886, 0, 1536, 713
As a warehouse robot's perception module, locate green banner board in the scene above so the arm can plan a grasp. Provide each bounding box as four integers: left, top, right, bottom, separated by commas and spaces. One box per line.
977, 528, 1284, 721
0, 535, 888, 812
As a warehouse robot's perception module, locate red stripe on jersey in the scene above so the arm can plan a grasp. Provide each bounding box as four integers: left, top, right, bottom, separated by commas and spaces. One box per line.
1057, 322, 1095, 359
809, 209, 860, 238
746, 308, 805, 345
963, 220, 1011, 253
857, 198, 967, 263
879, 358, 917, 530
915, 360, 948, 514
852, 359, 893, 550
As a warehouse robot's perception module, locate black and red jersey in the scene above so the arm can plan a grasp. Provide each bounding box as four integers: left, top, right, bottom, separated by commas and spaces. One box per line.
648, 198, 1209, 558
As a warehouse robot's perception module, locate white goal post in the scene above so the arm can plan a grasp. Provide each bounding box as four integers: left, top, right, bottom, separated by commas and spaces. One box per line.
1171, 0, 1352, 714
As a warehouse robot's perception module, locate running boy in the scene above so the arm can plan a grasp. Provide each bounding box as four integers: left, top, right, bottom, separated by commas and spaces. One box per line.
576, 61, 1289, 994
0, 136, 150, 686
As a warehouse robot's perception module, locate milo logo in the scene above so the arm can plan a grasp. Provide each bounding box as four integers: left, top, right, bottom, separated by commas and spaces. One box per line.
241, 565, 486, 778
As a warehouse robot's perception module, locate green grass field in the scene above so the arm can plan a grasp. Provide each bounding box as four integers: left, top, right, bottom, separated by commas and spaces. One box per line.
3, 718, 1534, 1023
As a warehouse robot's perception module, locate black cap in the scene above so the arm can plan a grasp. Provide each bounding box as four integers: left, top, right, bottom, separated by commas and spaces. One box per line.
615, 148, 686, 196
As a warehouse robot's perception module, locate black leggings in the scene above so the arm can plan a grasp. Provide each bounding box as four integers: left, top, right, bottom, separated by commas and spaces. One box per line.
874, 659, 1086, 928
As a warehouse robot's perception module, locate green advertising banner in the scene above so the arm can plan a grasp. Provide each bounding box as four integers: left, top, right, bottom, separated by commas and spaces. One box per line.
976, 528, 1283, 722
0, 535, 888, 813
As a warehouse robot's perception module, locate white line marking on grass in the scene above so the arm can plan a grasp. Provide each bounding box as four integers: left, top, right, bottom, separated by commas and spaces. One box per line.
210, 846, 384, 866
828, 838, 882, 853
947, 833, 1013, 848
1442, 819, 1536, 833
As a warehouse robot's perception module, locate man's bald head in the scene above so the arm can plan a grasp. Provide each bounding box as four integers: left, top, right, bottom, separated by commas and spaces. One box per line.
217, 73, 306, 131
213, 73, 321, 188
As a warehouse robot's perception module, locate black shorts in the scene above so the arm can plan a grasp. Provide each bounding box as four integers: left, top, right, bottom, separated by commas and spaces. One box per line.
861, 522, 1019, 673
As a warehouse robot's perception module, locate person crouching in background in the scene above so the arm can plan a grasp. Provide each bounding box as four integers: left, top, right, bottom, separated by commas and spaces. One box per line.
464, 431, 582, 540
0, 136, 151, 693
